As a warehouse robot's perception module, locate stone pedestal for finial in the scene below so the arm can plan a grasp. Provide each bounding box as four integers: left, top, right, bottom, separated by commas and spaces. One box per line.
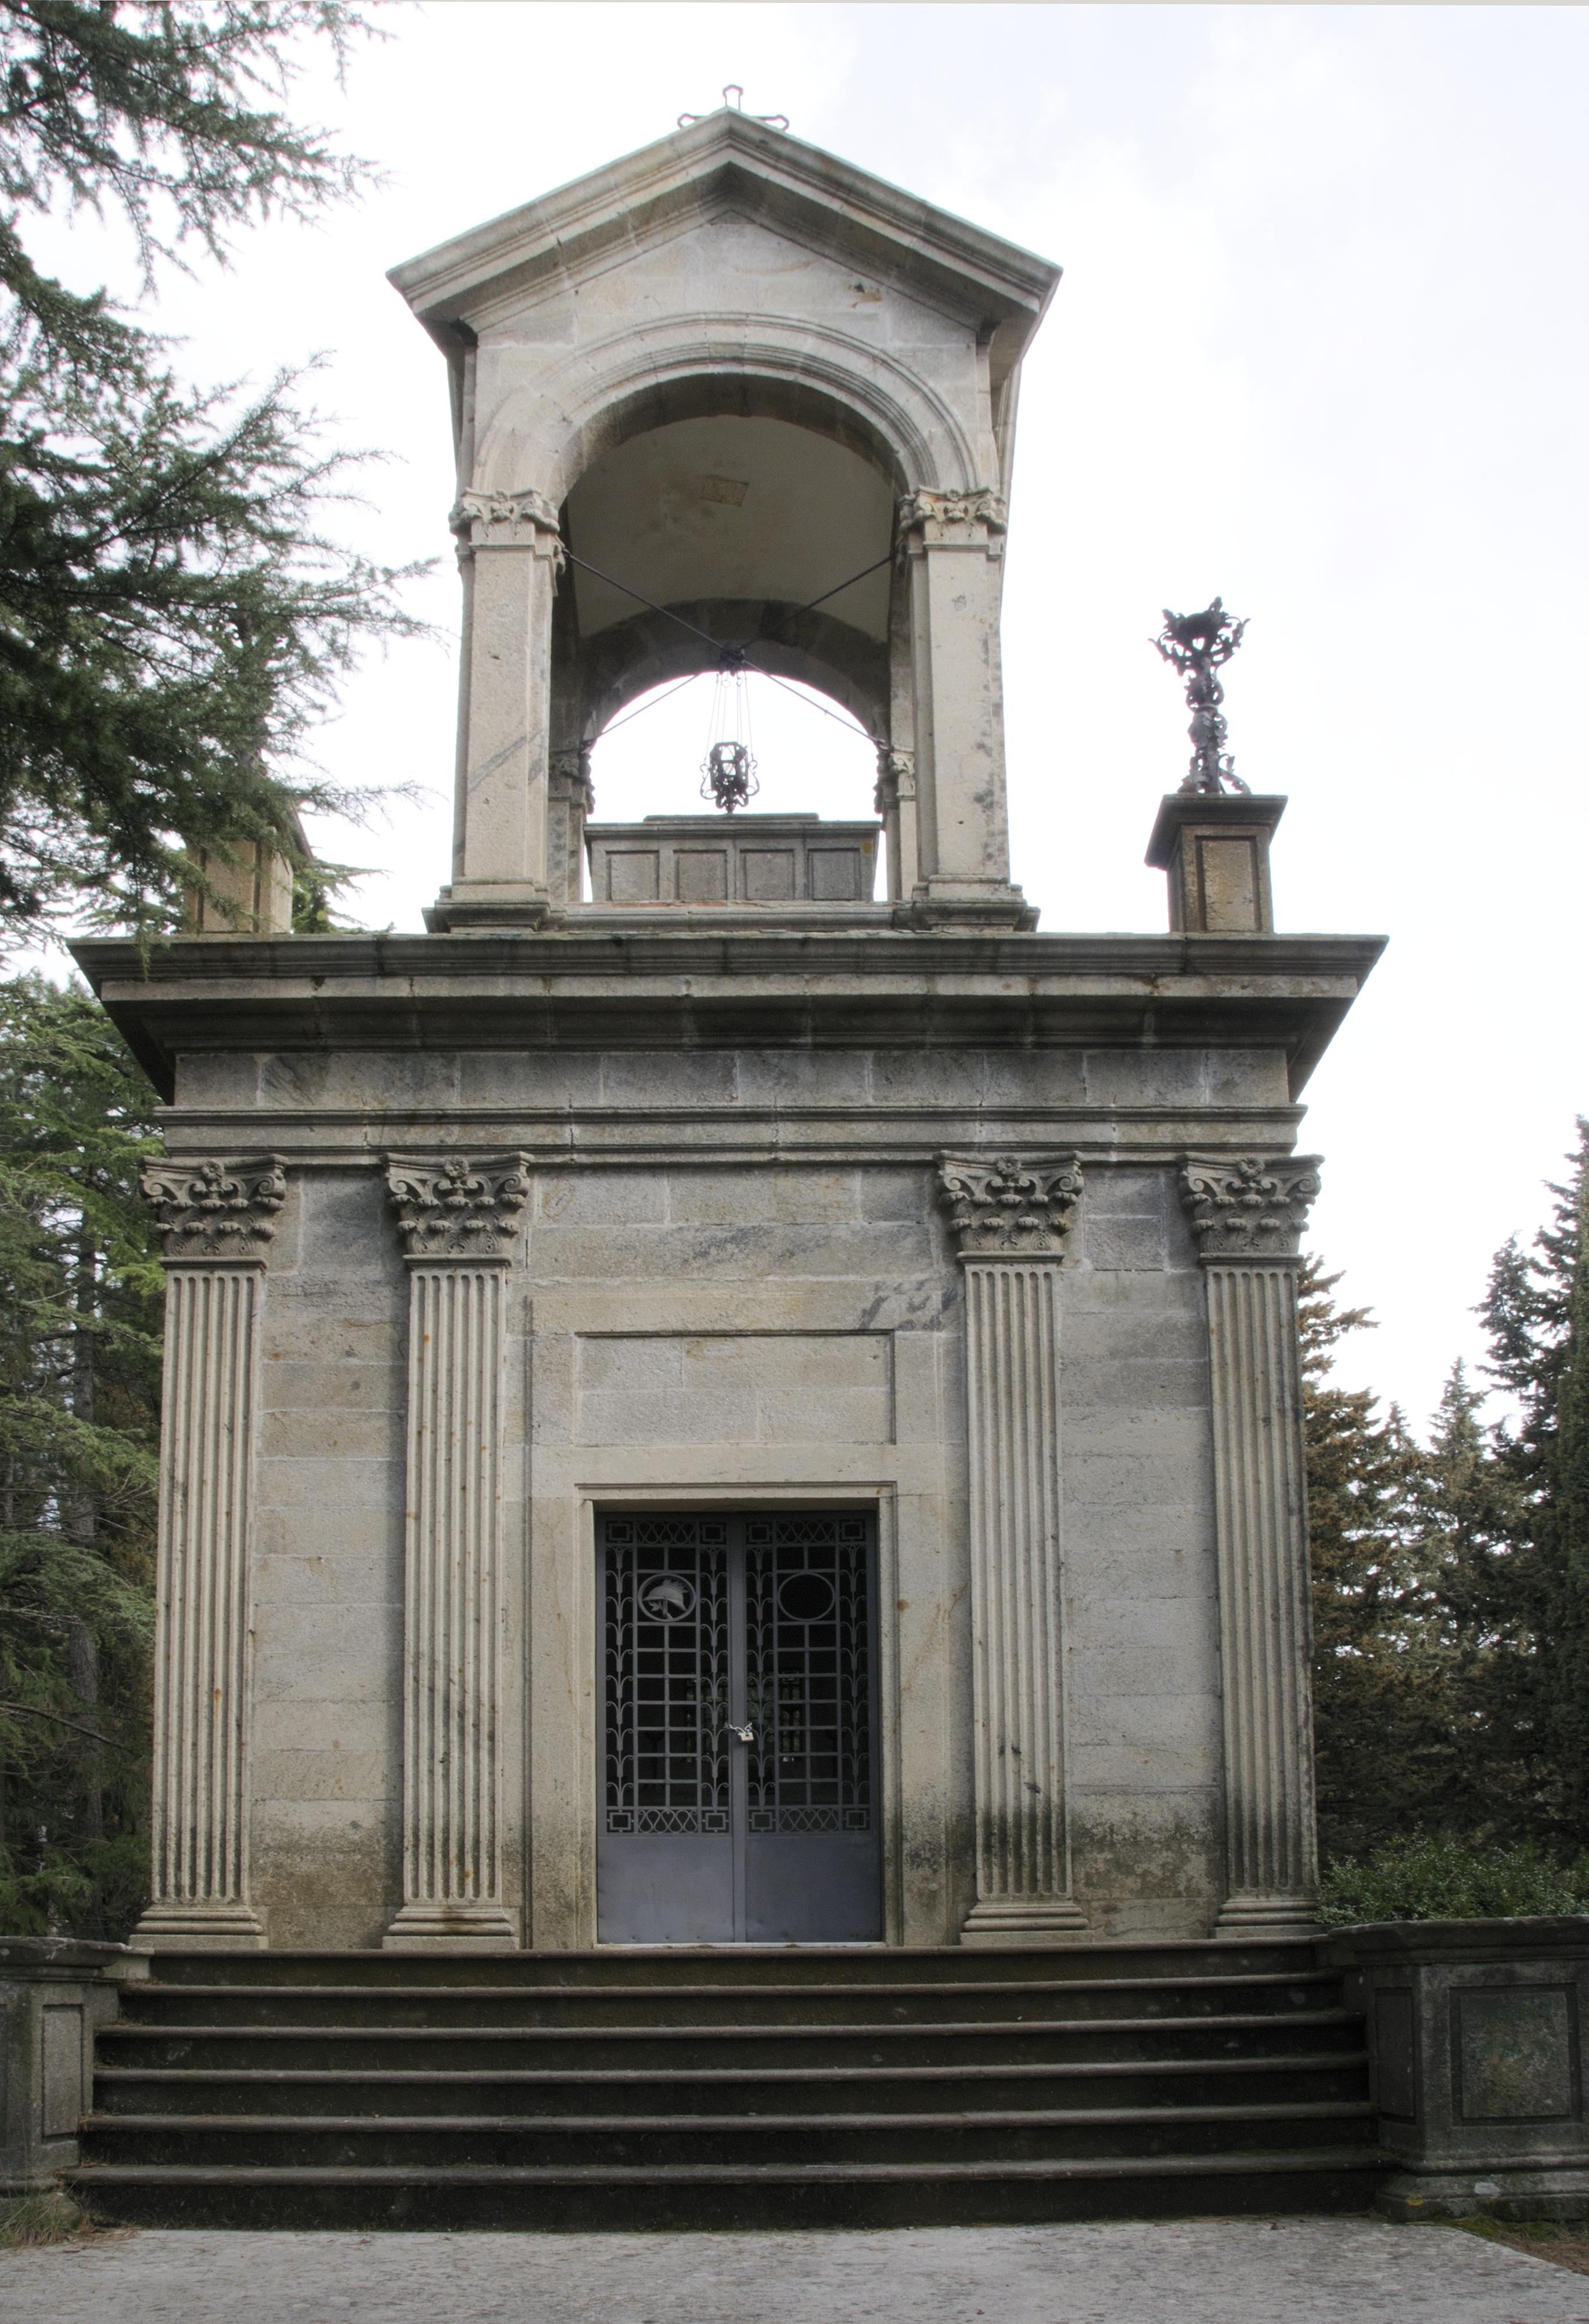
1146, 795, 1286, 933
182, 840, 294, 936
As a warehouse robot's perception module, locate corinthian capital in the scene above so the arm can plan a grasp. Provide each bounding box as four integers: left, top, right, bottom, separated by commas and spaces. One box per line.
938, 1153, 1083, 1258
896, 486, 1008, 554
1180, 1154, 1322, 1262
385, 1154, 530, 1262
141, 1155, 286, 1261
449, 487, 565, 562
873, 744, 915, 814
549, 744, 595, 814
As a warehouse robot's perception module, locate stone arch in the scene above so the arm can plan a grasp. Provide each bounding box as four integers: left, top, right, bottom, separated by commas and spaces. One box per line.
473, 313, 979, 505
480, 315, 971, 754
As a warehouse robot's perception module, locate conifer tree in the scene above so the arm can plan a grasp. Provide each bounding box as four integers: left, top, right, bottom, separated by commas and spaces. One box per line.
1302, 1257, 1429, 1858
0, 1, 419, 944
0, 971, 163, 1936
1480, 1119, 1589, 1844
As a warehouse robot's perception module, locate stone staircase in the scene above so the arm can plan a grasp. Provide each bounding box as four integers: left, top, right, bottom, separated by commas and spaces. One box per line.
71, 1938, 1383, 2228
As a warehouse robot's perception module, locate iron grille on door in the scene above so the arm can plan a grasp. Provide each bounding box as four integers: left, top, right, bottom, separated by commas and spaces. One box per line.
745, 1514, 871, 1833
597, 1510, 880, 1943
603, 1516, 730, 1834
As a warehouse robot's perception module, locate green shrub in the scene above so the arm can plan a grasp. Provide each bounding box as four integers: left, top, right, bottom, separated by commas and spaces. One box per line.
1318, 1835, 1589, 1924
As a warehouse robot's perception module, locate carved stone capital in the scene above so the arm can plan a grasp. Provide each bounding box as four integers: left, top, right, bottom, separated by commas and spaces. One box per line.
1180, 1154, 1322, 1262
897, 486, 1008, 556
873, 745, 915, 814
450, 487, 565, 564
938, 1153, 1083, 1258
549, 744, 595, 815
385, 1154, 530, 1262
141, 1155, 286, 1262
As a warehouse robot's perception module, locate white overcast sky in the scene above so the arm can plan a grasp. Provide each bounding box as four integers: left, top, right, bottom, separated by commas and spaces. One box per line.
40, 2, 1589, 1432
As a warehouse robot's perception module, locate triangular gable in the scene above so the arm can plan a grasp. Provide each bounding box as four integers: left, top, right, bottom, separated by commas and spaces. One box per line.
389, 110, 1060, 366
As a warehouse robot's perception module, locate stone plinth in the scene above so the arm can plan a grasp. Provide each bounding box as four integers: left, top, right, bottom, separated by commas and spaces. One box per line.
586, 815, 879, 908
1146, 796, 1285, 933
1329, 1919, 1589, 2220
0, 1940, 140, 2191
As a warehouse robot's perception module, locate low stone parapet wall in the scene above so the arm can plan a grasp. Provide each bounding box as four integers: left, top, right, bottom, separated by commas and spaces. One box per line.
0, 1938, 143, 2192
1326, 1917, 1589, 2219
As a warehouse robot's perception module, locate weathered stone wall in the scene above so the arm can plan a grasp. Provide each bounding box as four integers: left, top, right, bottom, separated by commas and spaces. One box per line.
249, 1169, 408, 1950
1062, 1169, 1222, 1936
211, 1030, 1292, 1949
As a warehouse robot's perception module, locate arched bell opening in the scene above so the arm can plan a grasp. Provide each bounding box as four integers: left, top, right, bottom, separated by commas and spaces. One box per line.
547, 394, 905, 906
587, 667, 883, 902
552, 408, 897, 739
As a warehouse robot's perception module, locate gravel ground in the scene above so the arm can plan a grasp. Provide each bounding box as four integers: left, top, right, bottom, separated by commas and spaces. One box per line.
3, 2218, 1589, 2324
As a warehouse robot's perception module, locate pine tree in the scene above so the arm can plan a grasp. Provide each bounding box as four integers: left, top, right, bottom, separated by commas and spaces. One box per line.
1302, 1257, 1431, 1858
1401, 1362, 1534, 1836
0, 2, 421, 944
1480, 1119, 1589, 1844
0, 970, 163, 1935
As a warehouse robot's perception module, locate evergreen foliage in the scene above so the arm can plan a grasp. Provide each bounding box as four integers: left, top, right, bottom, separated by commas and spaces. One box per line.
1308, 1120, 1589, 1902
1478, 1117, 1589, 1845
0, 1, 421, 944
0, 971, 162, 1936
1318, 1836, 1589, 1927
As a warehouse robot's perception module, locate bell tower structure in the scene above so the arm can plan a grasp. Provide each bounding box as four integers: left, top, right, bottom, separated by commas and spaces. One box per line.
389, 108, 1052, 930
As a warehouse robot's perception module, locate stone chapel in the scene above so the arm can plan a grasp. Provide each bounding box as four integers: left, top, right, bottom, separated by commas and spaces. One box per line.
74, 106, 1382, 1960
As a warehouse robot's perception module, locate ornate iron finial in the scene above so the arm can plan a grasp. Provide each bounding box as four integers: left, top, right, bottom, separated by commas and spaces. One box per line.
678, 85, 789, 131
1153, 599, 1251, 796
701, 738, 757, 814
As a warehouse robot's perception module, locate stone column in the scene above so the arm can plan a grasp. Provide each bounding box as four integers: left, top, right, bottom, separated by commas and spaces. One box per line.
939, 1154, 1089, 1941
898, 489, 1031, 927
135, 1156, 286, 1948
1181, 1155, 1324, 1934
873, 746, 917, 906
383, 1155, 529, 1951
548, 744, 594, 906
444, 487, 565, 921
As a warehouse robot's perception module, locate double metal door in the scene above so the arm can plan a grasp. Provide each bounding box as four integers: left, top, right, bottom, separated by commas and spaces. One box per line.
598, 1511, 881, 1942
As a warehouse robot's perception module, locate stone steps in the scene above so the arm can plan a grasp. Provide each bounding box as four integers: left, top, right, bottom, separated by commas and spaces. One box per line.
111, 1972, 1343, 2030
126, 1938, 1325, 1988
94, 2050, 1370, 2117
71, 1943, 1385, 2227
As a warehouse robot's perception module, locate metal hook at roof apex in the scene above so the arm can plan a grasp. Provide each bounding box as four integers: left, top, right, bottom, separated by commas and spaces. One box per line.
678, 85, 790, 132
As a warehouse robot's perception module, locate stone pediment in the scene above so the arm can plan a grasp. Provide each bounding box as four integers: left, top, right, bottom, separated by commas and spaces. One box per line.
389, 110, 1059, 362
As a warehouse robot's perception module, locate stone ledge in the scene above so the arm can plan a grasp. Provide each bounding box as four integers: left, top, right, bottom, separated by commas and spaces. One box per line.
70, 930, 1385, 1106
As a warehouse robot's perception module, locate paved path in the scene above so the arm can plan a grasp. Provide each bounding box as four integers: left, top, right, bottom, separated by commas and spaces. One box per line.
2, 2219, 1588, 2324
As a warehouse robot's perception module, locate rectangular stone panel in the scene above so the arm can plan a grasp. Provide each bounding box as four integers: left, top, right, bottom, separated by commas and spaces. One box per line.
1196, 835, 1260, 929
1374, 1988, 1418, 2120
742, 848, 797, 901
42, 2005, 82, 2137
606, 849, 660, 903
576, 1332, 894, 1445
808, 847, 864, 900
675, 850, 728, 902
1455, 1986, 1576, 2121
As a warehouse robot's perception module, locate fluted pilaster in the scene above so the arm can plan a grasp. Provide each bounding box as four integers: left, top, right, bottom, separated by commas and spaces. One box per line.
1182, 1154, 1323, 1934
940, 1156, 1088, 1941
384, 1156, 528, 1950
135, 1156, 286, 1948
